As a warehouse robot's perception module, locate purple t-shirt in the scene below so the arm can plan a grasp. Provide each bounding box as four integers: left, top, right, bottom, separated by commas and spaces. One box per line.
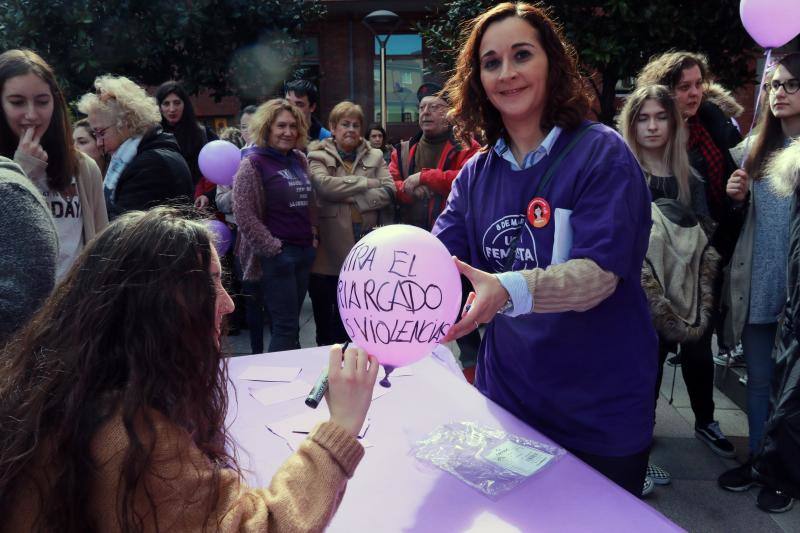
243, 146, 313, 248
433, 122, 657, 457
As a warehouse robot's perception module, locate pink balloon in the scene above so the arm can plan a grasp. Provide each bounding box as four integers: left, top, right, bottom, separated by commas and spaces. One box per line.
740, 0, 800, 48
337, 225, 462, 368
206, 219, 232, 256
198, 140, 241, 186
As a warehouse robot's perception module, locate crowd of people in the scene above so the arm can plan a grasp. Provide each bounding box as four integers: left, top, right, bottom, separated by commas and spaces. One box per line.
0, 0, 799, 530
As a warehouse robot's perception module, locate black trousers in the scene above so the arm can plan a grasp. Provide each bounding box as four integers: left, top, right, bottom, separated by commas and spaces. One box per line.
568, 446, 650, 497
655, 327, 715, 427
308, 273, 349, 347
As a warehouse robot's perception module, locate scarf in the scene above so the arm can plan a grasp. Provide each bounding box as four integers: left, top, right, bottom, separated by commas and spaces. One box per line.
104, 136, 142, 201
687, 117, 724, 217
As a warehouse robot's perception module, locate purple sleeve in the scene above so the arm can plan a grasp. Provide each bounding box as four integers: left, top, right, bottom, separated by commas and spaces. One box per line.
432, 160, 473, 261
568, 134, 651, 280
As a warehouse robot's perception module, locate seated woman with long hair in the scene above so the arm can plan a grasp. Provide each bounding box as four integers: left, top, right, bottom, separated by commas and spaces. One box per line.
0, 207, 379, 532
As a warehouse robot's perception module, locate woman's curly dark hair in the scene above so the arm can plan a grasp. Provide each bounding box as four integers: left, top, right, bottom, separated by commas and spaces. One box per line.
0, 207, 239, 532
444, 2, 590, 148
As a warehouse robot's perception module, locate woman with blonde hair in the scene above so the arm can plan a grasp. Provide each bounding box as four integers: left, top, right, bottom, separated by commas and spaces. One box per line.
306, 101, 395, 347
76, 75, 193, 218
0, 49, 107, 278
619, 84, 718, 492
233, 99, 316, 353
618, 84, 708, 214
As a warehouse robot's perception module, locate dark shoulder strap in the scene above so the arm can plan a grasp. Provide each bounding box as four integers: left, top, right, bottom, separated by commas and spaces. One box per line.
502, 123, 599, 271
533, 123, 598, 198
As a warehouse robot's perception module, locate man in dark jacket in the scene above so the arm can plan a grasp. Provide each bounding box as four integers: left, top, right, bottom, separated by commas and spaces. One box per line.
283, 80, 331, 142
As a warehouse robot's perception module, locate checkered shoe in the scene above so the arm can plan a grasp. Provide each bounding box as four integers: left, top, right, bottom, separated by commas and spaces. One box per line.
647, 463, 672, 485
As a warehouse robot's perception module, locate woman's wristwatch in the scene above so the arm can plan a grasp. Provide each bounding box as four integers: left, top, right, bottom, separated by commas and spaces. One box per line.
497, 296, 513, 315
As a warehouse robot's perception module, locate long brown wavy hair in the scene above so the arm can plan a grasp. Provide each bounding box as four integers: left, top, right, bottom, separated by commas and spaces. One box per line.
0, 207, 238, 532
444, 2, 591, 148
745, 53, 800, 180
0, 49, 78, 192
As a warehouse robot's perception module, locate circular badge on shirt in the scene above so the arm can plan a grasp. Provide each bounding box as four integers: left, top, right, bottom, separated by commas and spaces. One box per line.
527, 197, 551, 228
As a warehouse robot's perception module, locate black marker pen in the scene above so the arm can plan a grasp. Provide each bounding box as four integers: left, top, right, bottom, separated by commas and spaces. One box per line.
305, 342, 349, 409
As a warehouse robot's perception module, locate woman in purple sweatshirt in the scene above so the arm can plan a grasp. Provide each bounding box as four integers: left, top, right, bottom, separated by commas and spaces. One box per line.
233, 99, 316, 353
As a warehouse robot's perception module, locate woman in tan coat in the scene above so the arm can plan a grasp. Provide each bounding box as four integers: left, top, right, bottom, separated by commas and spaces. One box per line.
307, 101, 395, 346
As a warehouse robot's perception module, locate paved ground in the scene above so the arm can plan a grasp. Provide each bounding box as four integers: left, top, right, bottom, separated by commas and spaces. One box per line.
222, 296, 799, 532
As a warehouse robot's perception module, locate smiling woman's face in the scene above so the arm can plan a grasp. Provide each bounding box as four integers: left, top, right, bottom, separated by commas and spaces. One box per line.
1, 72, 54, 141
478, 16, 549, 125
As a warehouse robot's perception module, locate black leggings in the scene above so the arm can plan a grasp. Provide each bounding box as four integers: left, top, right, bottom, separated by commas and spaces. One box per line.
654, 327, 716, 427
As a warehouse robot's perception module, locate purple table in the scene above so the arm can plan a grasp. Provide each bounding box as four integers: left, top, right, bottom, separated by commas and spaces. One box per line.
226, 346, 682, 533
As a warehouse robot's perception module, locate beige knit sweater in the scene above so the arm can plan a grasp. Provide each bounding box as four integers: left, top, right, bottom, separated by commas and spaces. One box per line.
5, 411, 364, 532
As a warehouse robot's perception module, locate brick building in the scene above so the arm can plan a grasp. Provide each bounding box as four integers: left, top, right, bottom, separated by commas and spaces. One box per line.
194, 0, 436, 144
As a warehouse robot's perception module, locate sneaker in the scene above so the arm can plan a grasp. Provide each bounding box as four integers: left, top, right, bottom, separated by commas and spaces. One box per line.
647, 463, 671, 485
756, 487, 794, 513
695, 421, 737, 458
641, 476, 655, 497
719, 461, 759, 492
713, 350, 746, 367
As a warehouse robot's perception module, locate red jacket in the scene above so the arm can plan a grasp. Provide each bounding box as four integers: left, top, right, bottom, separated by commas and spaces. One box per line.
389, 130, 480, 229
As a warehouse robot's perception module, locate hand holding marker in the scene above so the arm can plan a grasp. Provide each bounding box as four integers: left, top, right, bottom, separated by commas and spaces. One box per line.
306, 343, 379, 437
306, 342, 348, 408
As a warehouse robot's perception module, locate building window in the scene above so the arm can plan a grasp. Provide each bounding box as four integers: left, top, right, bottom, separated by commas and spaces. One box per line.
374, 34, 424, 124
290, 36, 322, 91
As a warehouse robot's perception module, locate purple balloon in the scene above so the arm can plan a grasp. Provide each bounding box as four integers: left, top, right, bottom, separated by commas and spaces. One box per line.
206, 219, 233, 256
740, 0, 800, 48
198, 140, 241, 186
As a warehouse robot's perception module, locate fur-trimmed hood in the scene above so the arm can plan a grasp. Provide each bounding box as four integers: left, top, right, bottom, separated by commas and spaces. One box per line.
768, 138, 800, 197
705, 82, 744, 119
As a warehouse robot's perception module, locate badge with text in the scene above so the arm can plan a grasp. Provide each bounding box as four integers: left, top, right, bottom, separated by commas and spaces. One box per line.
527, 197, 551, 228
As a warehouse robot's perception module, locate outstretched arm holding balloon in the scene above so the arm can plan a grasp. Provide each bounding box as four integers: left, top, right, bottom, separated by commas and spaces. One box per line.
443, 257, 618, 342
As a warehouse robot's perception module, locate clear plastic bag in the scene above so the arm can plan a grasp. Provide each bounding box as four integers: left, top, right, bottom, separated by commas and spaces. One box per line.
411, 421, 565, 498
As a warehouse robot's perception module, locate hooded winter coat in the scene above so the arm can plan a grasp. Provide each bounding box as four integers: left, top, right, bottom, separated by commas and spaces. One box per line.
753, 138, 800, 498
107, 128, 193, 218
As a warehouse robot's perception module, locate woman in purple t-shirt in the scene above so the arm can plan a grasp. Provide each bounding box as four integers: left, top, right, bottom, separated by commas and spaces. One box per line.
233, 99, 316, 353
434, 2, 657, 497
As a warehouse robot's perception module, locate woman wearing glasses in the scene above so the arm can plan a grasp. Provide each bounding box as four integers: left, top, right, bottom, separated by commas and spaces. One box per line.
719, 53, 800, 513
0, 49, 107, 278
76, 75, 193, 219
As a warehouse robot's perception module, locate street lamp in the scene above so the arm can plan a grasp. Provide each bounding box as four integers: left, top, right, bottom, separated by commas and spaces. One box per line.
363, 10, 401, 131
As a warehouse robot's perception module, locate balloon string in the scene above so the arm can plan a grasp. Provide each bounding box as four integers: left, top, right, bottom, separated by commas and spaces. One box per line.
739, 47, 773, 167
